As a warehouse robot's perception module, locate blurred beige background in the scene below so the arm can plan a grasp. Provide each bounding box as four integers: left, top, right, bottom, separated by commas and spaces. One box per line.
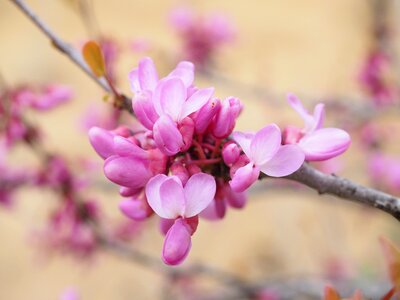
0, 0, 399, 299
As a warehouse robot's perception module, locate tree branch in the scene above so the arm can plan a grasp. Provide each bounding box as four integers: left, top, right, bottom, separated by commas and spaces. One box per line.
283, 163, 400, 221
9, 0, 133, 113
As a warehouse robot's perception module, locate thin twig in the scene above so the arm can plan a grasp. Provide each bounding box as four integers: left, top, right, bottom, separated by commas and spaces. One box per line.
9, 0, 133, 114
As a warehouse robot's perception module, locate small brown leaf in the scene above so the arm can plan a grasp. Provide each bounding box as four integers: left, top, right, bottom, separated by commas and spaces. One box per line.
324, 285, 341, 300
82, 40, 106, 77
380, 237, 400, 290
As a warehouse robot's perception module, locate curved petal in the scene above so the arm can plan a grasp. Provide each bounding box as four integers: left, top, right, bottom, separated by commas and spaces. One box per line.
138, 57, 158, 91
232, 131, 254, 158
180, 87, 214, 119
299, 128, 351, 161
153, 115, 184, 156
183, 173, 216, 217
113, 136, 148, 159
159, 177, 185, 218
259, 144, 305, 177
162, 218, 192, 265
119, 198, 151, 221
104, 156, 151, 188
145, 174, 169, 218
312, 103, 325, 131
88, 126, 115, 159
128, 69, 140, 93
159, 78, 187, 121
132, 97, 159, 130
229, 162, 260, 193
250, 124, 281, 165
168, 61, 194, 88
287, 93, 315, 132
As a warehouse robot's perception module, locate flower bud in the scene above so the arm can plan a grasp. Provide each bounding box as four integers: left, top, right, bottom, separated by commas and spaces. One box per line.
119, 196, 153, 221
194, 98, 220, 134
88, 127, 114, 159
170, 162, 189, 185
162, 218, 192, 265
178, 117, 194, 152
212, 97, 242, 138
222, 141, 240, 165
153, 115, 184, 156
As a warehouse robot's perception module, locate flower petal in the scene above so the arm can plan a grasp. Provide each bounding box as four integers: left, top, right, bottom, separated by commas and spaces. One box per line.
153, 115, 184, 156
313, 103, 325, 131
259, 144, 305, 177
128, 69, 140, 93
88, 126, 114, 159
232, 131, 254, 158
159, 77, 187, 121
159, 177, 185, 218
168, 61, 194, 88
119, 197, 151, 221
299, 128, 351, 161
146, 174, 169, 218
229, 162, 260, 193
180, 87, 214, 119
287, 93, 315, 132
138, 57, 158, 91
250, 124, 281, 165
113, 136, 148, 159
183, 173, 216, 217
162, 218, 192, 265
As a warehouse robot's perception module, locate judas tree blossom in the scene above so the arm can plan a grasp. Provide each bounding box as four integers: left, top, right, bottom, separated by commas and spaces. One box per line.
283, 94, 351, 161
146, 173, 215, 265
89, 57, 352, 265
230, 124, 305, 192
169, 7, 235, 66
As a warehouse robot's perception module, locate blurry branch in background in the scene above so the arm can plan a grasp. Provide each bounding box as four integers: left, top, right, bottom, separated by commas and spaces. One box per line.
9, 0, 133, 114
9, 0, 400, 222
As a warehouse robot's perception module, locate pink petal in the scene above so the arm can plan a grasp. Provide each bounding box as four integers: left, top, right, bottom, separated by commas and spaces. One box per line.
225, 187, 247, 209
162, 218, 192, 265
128, 69, 140, 93
88, 127, 115, 159
287, 93, 315, 131
168, 61, 194, 88
119, 198, 151, 221
180, 87, 214, 119
159, 177, 185, 218
159, 218, 175, 236
132, 97, 159, 130
232, 131, 254, 158
113, 136, 148, 159
183, 173, 216, 217
200, 199, 226, 221
138, 57, 158, 91
250, 124, 281, 165
159, 78, 187, 121
153, 115, 184, 156
259, 144, 305, 177
313, 103, 325, 131
299, 128, 351, 161
104, 156, 151, 188
146, 174, 169, 218
229, 162, 260, 193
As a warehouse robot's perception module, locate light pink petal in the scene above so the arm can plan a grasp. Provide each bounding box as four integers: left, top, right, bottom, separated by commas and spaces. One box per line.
159, 78, 187, 121
128, 69, 140, 93
145, 174, 169, 218
232, 131, 254, 158
153, 115, 184, 156
132, 97, 158, 130
287, 93, 315, 131
180, 87, 214, 119
159, 177, 185, 218
229, 162, 260, 193
183, 173, 216, 217
250, 124, 281, 165
259, 144, 305, 177
168, 61, 194, 88
138, 57, 158, 91
313, 103, 325, 131
199, 199, 226, 221
119, 198, 151, 221
113, 136, 148, 159
162, 218, 192, 265
225, 187, 247, 209
299, 128, 351, 161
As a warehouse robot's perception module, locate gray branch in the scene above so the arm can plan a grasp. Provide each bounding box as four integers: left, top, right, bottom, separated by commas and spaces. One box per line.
283, 163, 400, 221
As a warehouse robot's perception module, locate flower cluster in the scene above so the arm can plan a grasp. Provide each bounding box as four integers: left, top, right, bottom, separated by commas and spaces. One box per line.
89, 57, 351, 265
169, 7, 235, 67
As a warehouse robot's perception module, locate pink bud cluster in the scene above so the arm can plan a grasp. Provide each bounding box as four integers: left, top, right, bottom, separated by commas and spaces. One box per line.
89, 57, 351, 265
169, 7, 235, 67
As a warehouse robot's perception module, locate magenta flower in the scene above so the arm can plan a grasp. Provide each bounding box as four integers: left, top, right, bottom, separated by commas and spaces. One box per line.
146, 173, 216, 265
283, 94, 351, 161
230, 124, 305, 192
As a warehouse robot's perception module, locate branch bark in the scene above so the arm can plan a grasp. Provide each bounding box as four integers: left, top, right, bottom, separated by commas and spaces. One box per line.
283, 163, 400, 221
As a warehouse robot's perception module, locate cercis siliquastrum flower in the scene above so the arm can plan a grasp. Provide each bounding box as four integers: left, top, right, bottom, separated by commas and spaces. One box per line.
89, 57, 351, 265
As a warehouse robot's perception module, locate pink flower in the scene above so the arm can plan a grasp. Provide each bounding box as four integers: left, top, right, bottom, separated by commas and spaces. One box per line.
230, 124, 305, 192
283, 94, 351, 161
146, 173, 216, 265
